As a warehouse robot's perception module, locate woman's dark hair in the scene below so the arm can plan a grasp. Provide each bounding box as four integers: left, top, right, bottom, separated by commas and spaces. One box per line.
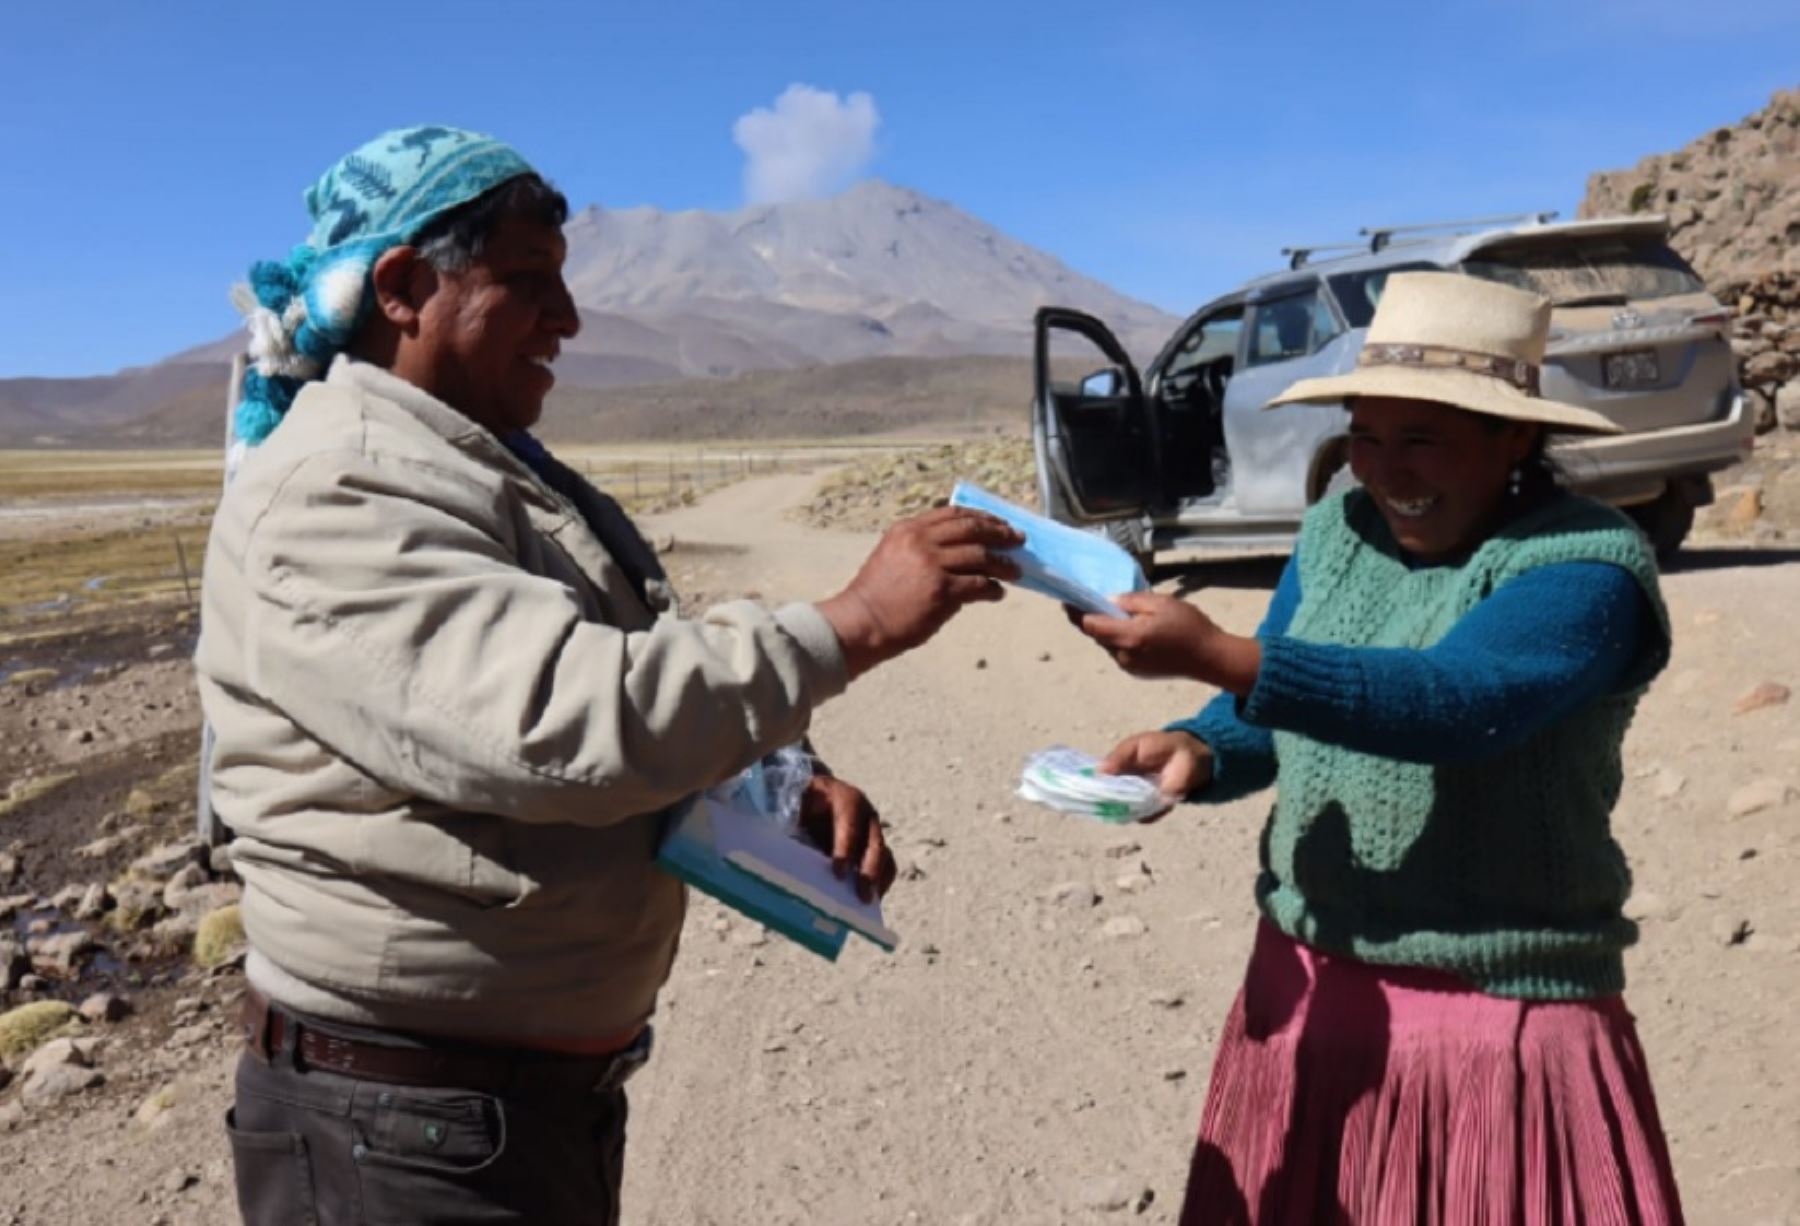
1482, 417, 1563, 508
411, 173, 569, 272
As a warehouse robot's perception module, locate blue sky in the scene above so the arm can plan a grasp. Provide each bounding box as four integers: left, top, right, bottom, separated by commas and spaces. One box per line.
1, 0, 1795, 377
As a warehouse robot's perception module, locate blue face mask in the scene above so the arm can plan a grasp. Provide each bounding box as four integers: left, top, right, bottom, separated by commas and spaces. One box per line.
949, 482, 1148, 618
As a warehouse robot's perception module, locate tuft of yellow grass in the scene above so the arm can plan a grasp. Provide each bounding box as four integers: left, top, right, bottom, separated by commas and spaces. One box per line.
0, 1001, 80, 1062
193, 904, 246, 968
0, 771, 76, 820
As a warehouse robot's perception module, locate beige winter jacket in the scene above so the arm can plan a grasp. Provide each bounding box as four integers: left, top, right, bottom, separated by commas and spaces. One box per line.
194, 357, 847, 1043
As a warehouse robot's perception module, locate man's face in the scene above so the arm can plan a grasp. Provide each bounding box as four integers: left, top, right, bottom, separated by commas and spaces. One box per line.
412, 215, 579, 433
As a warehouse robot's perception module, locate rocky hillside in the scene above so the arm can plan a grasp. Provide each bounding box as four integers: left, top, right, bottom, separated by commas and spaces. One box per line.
1582, 88, 1799, 285
1584, 87, 1800, 436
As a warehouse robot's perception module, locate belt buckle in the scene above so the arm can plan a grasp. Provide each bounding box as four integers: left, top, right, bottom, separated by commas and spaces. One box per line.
593, 1026, 654, 1093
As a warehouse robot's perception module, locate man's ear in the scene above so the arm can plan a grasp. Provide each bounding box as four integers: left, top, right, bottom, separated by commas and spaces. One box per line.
368, 246, 437, 332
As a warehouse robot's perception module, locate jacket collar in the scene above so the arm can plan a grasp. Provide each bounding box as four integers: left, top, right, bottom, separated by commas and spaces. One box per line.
325, 355, 548, 492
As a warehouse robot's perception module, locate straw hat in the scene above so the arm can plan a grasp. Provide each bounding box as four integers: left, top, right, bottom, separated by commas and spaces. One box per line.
1267, 271, 1621, 434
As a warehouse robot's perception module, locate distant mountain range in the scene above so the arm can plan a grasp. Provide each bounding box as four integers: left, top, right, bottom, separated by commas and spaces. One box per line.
0, 180, 1178, 448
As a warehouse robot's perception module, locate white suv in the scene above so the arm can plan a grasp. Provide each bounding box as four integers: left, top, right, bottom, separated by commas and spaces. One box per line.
1033, 212, 1752, 567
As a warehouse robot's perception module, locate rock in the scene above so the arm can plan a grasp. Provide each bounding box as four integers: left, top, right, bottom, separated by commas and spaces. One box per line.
77, 993, 130, 1023
1727, 778, 1797, 818
974, 657, 988, 670
192, 904, 246, 969
0, 851, 18, 880
27, 929, 97, 976
75, 831, 139, 860
128, 841, 203, 884
1726, 486, 1764, 530
48, 884, 85, 912
1777, 380, 1800, 431
1651, 769, 1687, 800
1101, 915, 1147, 939
1148, 990, 1186, 1008
208, 842, 236, 877
0, 1001, 78, 1062
166, 1022, 213, 1049
161, 862, 209, 910
1749, 386, 1777, 433
134, 1085, 179, 1129
1733, 681, 1792, 715
1103, 840, 1142, 859
105, 877, 167, 932
162, 1170, 198, 1195
1041, 882, 1098, 909
0, 938, 27, 989
1076, 1175, 1138, 1213
17, 1035, 95, 1081
1711, 916, 1754, 947
1744, 350, 1798, 385
1114, 863, 1154, 894
73, 882, 109, 921
21, 1062, 104, 1106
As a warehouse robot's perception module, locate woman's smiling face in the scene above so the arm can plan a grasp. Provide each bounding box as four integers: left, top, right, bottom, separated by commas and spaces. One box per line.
1346, 396, 1540, 561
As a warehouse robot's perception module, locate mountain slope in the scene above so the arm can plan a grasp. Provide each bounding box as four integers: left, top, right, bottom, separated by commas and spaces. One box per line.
1, 179, 1178, 447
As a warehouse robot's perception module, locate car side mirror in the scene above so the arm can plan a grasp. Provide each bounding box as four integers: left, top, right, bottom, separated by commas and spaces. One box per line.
1080, 367, 1124, 398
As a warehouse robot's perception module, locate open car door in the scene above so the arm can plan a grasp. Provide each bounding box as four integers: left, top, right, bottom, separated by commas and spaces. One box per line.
1032, 307, 1159, 524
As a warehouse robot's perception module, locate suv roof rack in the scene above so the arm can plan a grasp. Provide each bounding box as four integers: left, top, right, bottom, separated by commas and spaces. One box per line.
1360, 211, 1558, 252
1280, 242, 1364, 270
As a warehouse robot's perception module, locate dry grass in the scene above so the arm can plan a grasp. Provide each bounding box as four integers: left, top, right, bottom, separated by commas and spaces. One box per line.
0, 520, 210, 618
0, 771, 77, 820
0, 450, 221, 501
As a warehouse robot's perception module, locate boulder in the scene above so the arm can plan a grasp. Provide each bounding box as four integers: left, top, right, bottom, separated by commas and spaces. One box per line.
20, 1062, 104, 1107
26, 929, 97, 976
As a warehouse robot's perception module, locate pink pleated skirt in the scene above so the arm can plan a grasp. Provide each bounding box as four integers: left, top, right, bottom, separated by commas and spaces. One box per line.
1181, 922, 1684, 1225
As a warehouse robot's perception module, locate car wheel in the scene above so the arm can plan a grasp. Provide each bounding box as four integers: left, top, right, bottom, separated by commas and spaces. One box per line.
1101, 518, 1154, 579
1626, 489, 1694, 566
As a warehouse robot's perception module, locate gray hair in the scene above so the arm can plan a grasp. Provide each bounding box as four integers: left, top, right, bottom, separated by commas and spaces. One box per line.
412, 173, 570, 273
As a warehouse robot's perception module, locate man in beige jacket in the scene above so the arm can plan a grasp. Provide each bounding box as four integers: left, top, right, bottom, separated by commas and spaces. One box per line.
197, 127, 1021, 1225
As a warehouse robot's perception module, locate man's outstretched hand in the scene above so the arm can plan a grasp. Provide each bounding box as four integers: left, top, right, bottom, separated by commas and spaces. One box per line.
796, 776, 897, 903
817, 507, 1023, 679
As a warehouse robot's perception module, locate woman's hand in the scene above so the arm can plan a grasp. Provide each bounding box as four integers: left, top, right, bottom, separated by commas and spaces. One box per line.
1097, 730, 1213, 816
1071, 593, 1262, 693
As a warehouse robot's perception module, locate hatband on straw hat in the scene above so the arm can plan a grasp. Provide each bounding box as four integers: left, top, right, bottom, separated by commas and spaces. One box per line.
1266, 272, 1622, 435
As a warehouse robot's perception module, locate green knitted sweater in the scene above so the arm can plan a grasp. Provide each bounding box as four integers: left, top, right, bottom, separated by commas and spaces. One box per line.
1257, 490, 1671, 999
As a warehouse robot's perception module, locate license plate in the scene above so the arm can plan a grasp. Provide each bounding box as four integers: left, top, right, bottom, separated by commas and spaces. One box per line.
1603, 348, 1660, 389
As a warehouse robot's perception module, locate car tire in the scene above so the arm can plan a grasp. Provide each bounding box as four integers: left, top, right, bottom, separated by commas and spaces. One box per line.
1626, 489, 1694, 566
1101, 518, 1155, 579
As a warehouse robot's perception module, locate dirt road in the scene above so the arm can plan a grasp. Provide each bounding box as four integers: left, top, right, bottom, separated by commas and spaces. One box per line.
3, 469, 1797, 1224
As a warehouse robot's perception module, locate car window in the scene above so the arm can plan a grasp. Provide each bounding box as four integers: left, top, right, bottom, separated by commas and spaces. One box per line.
1460, 238, 1705, 305
1246, 287, 1335, 368
1326, 263, 1435, 327
1158, 309, 1243, 397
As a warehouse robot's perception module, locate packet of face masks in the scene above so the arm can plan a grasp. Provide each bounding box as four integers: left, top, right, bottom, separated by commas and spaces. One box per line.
1017, 745, 1172, 824
948, 482, 1147, 618
711, 744, 815, 837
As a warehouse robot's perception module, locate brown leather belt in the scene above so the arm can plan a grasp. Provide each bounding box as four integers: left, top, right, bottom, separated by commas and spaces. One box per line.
239, 987, 653, 1094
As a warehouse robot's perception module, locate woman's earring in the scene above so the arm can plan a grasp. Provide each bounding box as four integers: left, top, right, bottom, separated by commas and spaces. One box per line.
1508, 465, 1523, 496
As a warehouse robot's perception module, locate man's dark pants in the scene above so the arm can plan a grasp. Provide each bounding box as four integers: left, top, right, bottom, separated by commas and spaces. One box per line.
227, 998, 637, 1225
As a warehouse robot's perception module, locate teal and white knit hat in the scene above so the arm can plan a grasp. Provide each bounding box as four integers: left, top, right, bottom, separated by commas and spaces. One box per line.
231, 126, 538, 445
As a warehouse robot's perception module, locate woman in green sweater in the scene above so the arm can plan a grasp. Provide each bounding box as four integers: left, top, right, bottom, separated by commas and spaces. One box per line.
1072, 273, 1684, 1224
